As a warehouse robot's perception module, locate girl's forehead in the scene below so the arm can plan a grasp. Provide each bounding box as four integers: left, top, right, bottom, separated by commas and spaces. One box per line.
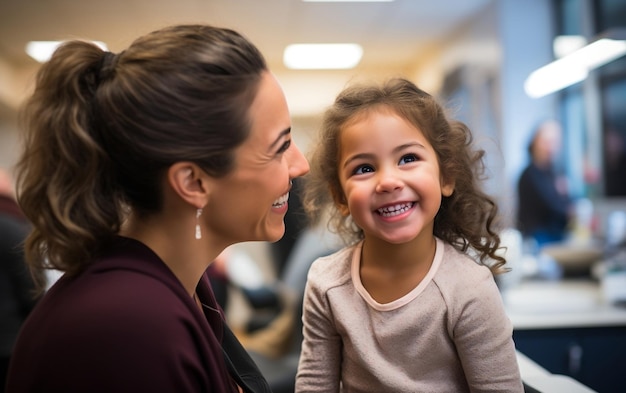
342, 106, 426, 138
346, 104, 395, 123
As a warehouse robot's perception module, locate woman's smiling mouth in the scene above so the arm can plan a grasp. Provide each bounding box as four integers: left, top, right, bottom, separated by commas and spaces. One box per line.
272, 192, 289, 208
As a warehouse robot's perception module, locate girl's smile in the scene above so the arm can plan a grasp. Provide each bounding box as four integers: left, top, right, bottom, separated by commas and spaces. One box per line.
337, 106, 453, 244
375, 201, 416, 220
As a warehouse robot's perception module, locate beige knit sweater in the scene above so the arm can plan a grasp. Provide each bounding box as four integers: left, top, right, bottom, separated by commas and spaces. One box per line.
295, 238, 523, 393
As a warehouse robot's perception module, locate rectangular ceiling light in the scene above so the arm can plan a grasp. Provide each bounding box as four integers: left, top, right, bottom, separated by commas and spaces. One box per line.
552, 35, 587, 58
26, 40, 108, 63
525, 29, 626, 98
303, 1, 394, 2
283, 43, 363, 70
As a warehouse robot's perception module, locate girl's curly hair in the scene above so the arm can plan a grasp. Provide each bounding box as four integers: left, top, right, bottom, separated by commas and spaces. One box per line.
302, 77, 507, 274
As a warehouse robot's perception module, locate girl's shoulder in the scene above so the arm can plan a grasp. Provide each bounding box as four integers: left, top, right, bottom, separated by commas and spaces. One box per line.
439, 241, 492, 272
307, 243, 357, 289
433, 240, 496, 291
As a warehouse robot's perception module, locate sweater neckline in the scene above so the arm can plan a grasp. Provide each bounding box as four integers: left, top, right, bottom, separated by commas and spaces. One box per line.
351, 238, 444, 311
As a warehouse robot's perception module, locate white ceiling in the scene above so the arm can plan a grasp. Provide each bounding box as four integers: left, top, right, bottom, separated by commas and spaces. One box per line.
0, 0, 493, 117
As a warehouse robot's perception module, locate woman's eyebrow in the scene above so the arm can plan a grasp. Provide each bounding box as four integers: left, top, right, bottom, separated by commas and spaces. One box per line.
268, 127, 292, 152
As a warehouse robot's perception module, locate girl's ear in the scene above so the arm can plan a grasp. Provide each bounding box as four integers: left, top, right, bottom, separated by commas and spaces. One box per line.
441, 178, 455, 197
167, 162, 211, 208
337, 203, 350, 217
331, 187, 350, 216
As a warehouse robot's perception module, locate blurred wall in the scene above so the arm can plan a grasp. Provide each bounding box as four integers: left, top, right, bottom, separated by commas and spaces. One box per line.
411, 0, 558, 227
497, 0, 558, 225
0, 57, 35, 172
0, 0, 561, 230
0, 118, 19, 171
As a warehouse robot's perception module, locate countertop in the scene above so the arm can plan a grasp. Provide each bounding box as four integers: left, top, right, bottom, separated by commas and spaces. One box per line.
516, 351, 597, 392
506, 279, 624, 392
502, 279, 626, 329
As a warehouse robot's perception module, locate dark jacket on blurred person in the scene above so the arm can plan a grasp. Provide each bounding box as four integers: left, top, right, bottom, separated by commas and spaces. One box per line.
0, 194, 37, 393
517, 163, 570, 244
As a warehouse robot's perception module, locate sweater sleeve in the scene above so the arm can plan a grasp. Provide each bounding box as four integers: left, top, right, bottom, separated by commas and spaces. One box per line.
450, 266, 524, 393
295, 258, 343, 393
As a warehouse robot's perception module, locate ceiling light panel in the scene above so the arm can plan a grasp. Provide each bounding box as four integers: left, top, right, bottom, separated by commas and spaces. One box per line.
283, 43, 363, 70
525, 33, 626, 98
303, 1, 394, 2
26, 40, 108, 63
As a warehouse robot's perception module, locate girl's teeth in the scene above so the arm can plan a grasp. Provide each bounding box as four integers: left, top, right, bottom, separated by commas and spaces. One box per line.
377, 202, 413, 217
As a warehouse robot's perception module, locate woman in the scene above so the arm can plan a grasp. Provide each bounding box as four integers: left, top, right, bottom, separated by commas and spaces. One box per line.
6, 24, 309, 393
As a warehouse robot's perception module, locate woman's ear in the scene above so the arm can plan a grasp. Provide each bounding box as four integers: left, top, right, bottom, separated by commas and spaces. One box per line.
167, 162, 211, 208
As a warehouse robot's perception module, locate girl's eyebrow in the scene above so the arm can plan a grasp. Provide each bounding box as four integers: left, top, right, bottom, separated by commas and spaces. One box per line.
342, 142, 426, 169
268, 127, 292, 152
342, 152, 374, 169
397, 142, 426, 151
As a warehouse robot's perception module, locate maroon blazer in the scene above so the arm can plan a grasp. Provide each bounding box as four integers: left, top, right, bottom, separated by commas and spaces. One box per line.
6, 236, 261, 393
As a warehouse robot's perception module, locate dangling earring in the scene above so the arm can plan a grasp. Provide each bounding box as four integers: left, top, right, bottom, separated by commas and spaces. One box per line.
195, 208, 203, 240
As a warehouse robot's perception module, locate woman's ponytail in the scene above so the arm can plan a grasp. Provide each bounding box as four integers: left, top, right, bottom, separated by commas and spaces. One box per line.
16, 42, 122, 290
15, 26, 270, 292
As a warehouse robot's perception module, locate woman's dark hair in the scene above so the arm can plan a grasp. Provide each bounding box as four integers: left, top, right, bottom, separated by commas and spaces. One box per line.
16, 24, 267, 288
303, 78, 506, 273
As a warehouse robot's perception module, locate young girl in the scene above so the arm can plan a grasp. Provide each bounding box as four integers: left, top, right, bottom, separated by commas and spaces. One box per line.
295, 78, 523, 392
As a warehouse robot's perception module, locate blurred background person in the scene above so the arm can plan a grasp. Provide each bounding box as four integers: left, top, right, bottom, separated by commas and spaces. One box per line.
517, 120, 573, 248
604, 124, 626, 197
0, 168, 40, 393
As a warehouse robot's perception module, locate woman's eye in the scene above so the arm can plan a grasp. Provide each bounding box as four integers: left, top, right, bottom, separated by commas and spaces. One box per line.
277, 140, 291, 154
353, 164, 374, 175
399, 154, 418, 165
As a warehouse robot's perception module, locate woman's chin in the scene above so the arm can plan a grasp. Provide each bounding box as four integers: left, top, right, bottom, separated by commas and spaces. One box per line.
260, 221, 286, 243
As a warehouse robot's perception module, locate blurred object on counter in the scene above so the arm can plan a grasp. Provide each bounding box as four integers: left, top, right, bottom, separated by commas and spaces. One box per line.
495, 228, 524, 291
522, 196, 604, 279
601, 249, 626, 306
569, 198, 597, 245
533, 252, 564, 280
605, 210, 626, 250
540, 242, 603, 278
600, 210, 626, 306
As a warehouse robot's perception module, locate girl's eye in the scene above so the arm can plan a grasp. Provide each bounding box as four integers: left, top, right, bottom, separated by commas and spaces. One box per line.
399, 154, 418, 165
277, 140, 291, 154
353, 164, 374, 175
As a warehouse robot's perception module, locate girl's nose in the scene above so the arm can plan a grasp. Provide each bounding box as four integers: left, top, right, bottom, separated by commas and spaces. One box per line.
375, 171, 403, 193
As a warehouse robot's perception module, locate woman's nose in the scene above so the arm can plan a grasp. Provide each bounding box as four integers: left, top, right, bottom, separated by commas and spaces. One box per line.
289, 143, 310, 178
